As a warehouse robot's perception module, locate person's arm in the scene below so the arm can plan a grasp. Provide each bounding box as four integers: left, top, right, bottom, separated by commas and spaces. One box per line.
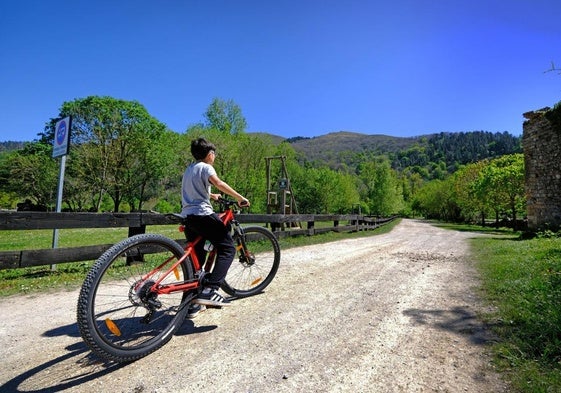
209, 174, 250, 206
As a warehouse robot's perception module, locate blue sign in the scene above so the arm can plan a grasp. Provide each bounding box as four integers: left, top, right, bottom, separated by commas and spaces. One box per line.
52, 116, 71, 158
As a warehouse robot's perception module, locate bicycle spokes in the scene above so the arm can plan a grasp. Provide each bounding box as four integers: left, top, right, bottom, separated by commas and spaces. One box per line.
222, 226, 280, 297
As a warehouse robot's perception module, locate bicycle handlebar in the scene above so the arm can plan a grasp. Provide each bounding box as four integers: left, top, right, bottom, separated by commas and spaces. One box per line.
217, 196, 249, 210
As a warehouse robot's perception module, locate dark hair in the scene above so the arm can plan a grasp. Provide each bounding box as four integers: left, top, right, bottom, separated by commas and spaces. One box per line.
190, 138, 216, 160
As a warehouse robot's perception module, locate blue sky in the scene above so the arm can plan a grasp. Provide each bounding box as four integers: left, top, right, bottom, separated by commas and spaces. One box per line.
1, 0, 560, 142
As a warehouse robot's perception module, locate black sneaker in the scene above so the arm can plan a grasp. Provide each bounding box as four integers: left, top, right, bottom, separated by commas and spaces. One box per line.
193, 288, 232, 307
186, 303, 206, 319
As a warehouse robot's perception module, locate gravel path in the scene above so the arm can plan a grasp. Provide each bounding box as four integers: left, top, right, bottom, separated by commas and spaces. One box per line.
0, 219, 508, 392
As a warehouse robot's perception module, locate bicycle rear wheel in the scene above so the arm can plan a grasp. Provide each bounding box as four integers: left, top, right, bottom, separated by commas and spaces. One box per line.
77, 233, 194, 363
222, 226, 280, 298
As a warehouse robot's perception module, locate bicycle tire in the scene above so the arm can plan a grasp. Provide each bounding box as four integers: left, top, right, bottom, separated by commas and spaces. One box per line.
221, 226, 280, 298
77, 233, 194, 363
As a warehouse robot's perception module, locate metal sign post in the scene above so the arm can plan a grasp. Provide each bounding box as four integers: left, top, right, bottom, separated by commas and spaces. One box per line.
51, 116, 72, 270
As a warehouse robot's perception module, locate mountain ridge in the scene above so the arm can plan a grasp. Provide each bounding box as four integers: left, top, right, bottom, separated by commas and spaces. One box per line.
250, 129, 522, 174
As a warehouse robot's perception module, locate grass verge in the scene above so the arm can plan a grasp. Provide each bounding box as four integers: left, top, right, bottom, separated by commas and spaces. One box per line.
437, 223, 561, 392
472, 233, 561, 392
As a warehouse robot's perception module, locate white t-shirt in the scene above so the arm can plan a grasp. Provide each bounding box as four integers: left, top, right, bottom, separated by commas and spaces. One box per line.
181, 161, 216, 216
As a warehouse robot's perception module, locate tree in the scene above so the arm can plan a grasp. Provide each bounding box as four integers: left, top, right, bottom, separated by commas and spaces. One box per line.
453, 160, 490, 225
472, 154, 525, 229
0, 142, 58, 208
291, 166, 360, 214
411, 177, 460, 221
358, 158, 403, 216
399, 169, 423, 204
546, 61, 561, 75
204, 98, 247, 134
42, 96, 171, 211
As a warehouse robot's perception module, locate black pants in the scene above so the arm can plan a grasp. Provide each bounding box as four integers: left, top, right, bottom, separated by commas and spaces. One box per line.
184, 213, 235, 289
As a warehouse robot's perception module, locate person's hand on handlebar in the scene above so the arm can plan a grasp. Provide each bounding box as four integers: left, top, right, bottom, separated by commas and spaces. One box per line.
215, 195, 249, 208
237, 197, 250, 208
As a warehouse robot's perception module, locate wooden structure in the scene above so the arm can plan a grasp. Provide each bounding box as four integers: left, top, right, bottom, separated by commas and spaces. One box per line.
0, 211, 395, 270
265, 156, 298, 216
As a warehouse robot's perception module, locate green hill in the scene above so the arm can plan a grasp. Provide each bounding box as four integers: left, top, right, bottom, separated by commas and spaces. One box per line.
251, 130, 522, 177
288, 131, 422, 156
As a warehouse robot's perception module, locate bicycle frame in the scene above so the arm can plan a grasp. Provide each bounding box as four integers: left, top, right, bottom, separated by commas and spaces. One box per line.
140, 205, 237, 296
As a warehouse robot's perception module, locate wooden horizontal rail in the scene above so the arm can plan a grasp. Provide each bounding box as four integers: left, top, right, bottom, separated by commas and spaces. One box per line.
0, 212, 394, 270
0, 212, 175, 230
0, 211, 383, 230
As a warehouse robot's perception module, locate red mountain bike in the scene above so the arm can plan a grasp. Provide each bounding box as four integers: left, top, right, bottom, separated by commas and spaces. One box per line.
76, 198, 280, 363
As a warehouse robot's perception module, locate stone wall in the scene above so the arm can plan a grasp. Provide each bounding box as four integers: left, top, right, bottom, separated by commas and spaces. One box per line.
522, 106, 561, 231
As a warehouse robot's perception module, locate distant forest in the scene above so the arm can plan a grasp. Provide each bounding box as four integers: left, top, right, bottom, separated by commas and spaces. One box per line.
287, 130, 521, 180
0, 141, 25, 153
394, 131, 521, 173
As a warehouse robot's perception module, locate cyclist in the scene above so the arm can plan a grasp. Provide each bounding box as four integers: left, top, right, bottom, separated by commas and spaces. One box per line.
181, 137, 250, 315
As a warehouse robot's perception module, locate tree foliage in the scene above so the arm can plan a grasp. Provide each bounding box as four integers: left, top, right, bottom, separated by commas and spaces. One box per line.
412, 154, 525, 229
41, 96, 173, 211
203, 98, 247, 134
452, 160, 489, 225
473, 153, 525, 227
358, 158, 403, 216
291, 166, 360, 214
291, 131, 521, 181
0, 96, 527, 223
411, 177, 460, 221
0, 142, 57, 208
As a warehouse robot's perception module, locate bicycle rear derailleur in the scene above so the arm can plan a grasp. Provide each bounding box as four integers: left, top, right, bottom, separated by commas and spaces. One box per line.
129, 279, 162, 323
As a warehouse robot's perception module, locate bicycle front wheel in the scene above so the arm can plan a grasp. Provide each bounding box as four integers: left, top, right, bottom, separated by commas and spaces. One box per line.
222, 226, 280, 298
77, 233, 194, 363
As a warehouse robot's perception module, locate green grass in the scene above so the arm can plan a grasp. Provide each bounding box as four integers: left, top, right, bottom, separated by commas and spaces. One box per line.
0, 225, 186, 296
416, 222, 561, 391
432, 221, 517, 236
0, 226, 181, 251
471, 233, 561, 392
425, 222, 561, 392
0, 219, 401, 297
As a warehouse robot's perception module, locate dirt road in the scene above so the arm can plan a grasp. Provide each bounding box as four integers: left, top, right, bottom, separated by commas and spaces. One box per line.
0, 219, 508, 392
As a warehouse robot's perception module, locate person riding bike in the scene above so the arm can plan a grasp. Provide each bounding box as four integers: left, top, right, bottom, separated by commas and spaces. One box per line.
181, 138, 250, 314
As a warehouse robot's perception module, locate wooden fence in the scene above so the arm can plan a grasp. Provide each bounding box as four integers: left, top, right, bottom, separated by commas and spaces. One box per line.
0, 211, 394, 270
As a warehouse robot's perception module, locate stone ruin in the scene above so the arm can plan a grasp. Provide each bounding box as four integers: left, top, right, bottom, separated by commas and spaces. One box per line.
522, 104, 561, 231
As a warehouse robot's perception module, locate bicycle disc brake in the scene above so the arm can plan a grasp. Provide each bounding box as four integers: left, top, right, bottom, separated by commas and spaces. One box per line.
239, 251, 256, 266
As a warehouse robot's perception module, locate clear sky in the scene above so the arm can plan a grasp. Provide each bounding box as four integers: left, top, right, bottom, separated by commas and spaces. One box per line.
1, 0, 560, 142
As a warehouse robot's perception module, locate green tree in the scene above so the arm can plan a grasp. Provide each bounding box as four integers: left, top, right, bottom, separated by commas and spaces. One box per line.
330, 171, 361, 213
453, 160, 490, 225
411, 177, 459, 221
292, 166, 360, 214
358, 158, 403, 216
0, 142, 58, 208
42, 96, 171, 211
0, 151, 18, 209
204, 98, 247, 134
473, 154, 525, 229
399, 169, 424, 204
